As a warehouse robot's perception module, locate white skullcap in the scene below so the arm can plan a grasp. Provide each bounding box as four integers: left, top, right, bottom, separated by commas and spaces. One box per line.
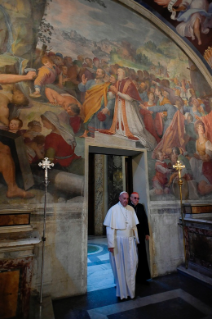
119, 191, 128, 196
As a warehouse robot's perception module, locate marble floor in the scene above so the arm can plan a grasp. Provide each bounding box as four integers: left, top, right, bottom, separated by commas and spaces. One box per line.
53, 236, 212, 319
87, 236, 115, 292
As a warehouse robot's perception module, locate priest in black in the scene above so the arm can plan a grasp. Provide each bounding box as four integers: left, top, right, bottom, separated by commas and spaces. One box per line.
129, 192, 151, 283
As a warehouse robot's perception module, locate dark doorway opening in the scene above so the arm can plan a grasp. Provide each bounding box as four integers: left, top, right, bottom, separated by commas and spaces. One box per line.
88, 153, 133, 236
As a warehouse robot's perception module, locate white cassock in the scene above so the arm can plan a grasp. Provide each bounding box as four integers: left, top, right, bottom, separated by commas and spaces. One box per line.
103, 202, 139, 299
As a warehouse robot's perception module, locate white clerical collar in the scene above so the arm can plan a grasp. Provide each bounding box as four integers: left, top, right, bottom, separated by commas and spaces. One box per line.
118, 202, 128, 209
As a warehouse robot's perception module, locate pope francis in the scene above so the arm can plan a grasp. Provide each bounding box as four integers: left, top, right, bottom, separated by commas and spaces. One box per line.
103, 191, 139, 299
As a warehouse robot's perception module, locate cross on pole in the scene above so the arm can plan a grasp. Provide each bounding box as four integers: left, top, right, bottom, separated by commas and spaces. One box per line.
173, 160, 187, 268
38, 157, 54, 183
173, 160, 185, 181
38, 157, 54, 305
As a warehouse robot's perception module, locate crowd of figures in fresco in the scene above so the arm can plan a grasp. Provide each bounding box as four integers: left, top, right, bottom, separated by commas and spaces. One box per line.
0, 49, 212, 200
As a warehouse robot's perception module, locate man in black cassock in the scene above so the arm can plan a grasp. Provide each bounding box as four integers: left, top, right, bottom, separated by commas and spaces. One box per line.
129, 192, 151, 283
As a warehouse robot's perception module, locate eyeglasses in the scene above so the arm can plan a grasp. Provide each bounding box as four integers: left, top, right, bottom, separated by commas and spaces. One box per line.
133, 197, 139, 200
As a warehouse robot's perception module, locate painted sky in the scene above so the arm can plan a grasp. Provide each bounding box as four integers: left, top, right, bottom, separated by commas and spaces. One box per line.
44, 0, 169, 48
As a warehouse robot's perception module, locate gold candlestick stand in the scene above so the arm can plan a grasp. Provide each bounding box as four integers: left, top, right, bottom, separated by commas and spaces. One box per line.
173, 160, 188, 269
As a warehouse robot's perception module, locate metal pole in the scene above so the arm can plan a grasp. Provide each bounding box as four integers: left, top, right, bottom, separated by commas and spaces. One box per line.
38, 158, 54, 305
173, 160, 187, 269
178, 176, 187, 269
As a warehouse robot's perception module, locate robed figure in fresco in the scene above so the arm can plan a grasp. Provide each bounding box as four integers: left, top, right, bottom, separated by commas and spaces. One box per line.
78, 68, 113, 137
105, 68, 156, 151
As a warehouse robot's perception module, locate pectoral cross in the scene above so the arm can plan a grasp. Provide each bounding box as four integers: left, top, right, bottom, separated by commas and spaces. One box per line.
38, 157, 54, 184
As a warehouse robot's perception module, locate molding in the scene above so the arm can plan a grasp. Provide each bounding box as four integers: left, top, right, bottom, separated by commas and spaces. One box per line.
118, 0, 212, 87
0, 225, 33, 234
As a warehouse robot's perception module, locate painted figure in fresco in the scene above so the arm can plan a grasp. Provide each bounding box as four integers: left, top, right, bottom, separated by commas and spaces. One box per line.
143, 95, 184, 134
0, 71, 36, 129
139, 92, 161, 143
0, 84, 28, 128
138, 82, 149, 102
153, 79, 184, 106
8, 118, 23, 134
154, 86, 171, 134
0, 72, 36, 84
151, 103, 188, 158
78, 68, 114, 137
152, 150, 172, 194
129, 192, 151, 284
0, 142, 34, 199
66, 60, 83, 98
175, 0, 212, 46
64, 56, 73, 69
103, 191, 139, 300
184, 113, 198, 155
190, 120, 212, 195
59, 65, 70, 87
58, 103, 83, 134
154, 0, 212, 45
45, 86, 82, 110
189, 97, 206, 119
32, 56, 61, 97
41, 111, 84, 175
105, 68, 156, 151
22, 120, 42, 142
200, 110, 212, 142
82, 57, 95, 81
25, 135, 45, 164
167, 147, 193, 185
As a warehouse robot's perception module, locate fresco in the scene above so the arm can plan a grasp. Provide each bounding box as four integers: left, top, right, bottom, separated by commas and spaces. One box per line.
134, 0, 212, 69
0, 0, 211, 205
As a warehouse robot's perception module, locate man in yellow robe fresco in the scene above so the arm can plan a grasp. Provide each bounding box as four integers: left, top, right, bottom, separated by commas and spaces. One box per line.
78, 68, 115, 137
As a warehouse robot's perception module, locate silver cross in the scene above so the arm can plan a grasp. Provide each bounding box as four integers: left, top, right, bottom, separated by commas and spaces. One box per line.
38, 157, 54, 181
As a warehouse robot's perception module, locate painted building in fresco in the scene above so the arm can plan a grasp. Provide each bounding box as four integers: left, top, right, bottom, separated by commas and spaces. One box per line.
0, 0, 211, 299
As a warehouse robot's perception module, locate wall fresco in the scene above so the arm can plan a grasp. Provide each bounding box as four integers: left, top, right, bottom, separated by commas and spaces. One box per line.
134, 0, 212, 69
0, 0, 211, 205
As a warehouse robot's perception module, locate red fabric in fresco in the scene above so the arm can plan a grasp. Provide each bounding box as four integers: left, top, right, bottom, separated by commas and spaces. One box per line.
69, 116, 81, 133
45, 132, 80, 167
201, 111, 212, 143
140, 103, 161, 143
117, 78, 142, 101
152, 110, 186, 159
152, 161, 169, 186
202, 161, 212, 184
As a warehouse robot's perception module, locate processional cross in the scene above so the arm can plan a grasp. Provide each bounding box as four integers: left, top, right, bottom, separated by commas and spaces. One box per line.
38, 157, 54, 305
173, 160, 187, 268
173, 160, 185, 182
38, 157, 54, 183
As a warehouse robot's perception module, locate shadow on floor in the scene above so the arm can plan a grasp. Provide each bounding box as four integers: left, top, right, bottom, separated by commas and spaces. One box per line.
53, 272, 212, 319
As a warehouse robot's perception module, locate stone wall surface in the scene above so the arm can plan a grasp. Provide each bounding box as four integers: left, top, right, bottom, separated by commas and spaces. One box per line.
149, 203, 184, 277
30, 197, 86, 298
